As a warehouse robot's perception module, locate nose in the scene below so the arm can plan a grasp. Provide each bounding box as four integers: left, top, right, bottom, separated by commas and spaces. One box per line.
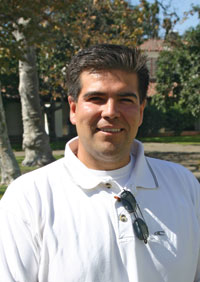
101, 99, 120, 119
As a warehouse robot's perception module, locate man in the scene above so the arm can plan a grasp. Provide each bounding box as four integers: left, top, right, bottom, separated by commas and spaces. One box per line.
0, 44, 199, 282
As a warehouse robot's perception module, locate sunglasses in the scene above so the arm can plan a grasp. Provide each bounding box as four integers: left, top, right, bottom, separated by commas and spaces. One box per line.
115, 190, 149, 244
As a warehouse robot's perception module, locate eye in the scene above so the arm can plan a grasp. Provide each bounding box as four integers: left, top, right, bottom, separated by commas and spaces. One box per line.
89, 96, 102, 101
120, 98, 135, 103
87, 96, 105, 103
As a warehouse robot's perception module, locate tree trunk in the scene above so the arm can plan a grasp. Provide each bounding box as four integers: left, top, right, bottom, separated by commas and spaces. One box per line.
14, 18, 55, 166
0, 93, 21, 185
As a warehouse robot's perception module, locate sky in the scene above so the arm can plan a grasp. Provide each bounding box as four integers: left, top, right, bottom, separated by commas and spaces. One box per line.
131, 0, 200, 36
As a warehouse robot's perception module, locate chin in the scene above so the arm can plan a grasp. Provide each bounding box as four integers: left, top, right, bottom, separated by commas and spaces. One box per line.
97, 149, 127, 162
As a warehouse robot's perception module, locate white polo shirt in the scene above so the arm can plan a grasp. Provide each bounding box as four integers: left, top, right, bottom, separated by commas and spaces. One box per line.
0, 137, 200, 282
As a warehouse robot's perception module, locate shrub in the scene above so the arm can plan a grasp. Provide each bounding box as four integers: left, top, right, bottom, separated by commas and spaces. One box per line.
164, 104, 195, 135
137, 102, 195, 137
137, 103, 165, 137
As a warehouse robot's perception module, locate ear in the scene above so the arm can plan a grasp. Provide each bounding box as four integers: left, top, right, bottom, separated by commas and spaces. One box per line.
139, 99, 147, 127
68, 96, 77, 125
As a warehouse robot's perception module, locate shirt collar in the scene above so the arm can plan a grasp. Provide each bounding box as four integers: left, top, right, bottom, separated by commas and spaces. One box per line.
129, 140, 159, 190
63, 136, 159, 190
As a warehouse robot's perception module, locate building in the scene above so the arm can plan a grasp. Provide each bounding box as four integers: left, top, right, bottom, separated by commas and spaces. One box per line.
140, 39, 165, 97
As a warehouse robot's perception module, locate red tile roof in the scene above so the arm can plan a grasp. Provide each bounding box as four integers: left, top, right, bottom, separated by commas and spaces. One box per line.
140, 39, 164, 52
147, 82, 157, 97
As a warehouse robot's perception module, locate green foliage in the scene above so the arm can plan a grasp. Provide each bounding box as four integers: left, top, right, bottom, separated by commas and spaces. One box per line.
66, 0, 144, 47
1, 0, 162, 99
154, 23, 200, 118
137, 103, 165, 137
164, 104, 195, 135
140, 0, 160, 38
37, 37, 73, 101
0, 57, 19, 98
0, 187, 6, 199
36, 0, 151, 103
0, 0, 81, 70
138, 101, 195, 137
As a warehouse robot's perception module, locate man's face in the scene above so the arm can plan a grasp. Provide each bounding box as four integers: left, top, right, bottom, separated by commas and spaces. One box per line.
68, 69, 146, 170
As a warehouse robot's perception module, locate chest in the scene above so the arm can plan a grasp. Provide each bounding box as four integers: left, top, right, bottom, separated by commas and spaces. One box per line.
38, 186, 200, 282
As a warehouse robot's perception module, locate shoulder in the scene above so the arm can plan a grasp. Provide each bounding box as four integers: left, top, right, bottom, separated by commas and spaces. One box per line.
147, 156, 197, 181
9, 157, 65, 188
0, 157, 66, 212
147, 156, 200, 205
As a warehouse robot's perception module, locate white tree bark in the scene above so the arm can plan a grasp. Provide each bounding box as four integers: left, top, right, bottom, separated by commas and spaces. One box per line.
14, 18, 55, 166
0, 93, 21, 185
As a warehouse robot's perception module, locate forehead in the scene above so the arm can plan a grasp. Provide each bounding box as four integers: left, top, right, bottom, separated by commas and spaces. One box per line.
79, 69, 138, 92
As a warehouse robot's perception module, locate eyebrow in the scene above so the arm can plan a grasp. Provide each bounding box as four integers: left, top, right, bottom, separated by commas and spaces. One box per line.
118, 92, 138, 99
83, 92, 105, 99
83, 91, 138, 99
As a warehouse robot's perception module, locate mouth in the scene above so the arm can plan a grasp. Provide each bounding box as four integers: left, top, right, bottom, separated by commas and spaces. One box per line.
97, 128, 123, 133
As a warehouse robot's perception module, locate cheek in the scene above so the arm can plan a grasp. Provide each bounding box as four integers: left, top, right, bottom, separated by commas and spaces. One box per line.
123, 108, 144, 131
123, 106, 142, 121
81, 103, 98, 113
76, 104, 100, 124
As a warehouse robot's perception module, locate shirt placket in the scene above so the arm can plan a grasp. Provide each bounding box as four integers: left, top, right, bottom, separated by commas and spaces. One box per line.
116, 201, 136, 241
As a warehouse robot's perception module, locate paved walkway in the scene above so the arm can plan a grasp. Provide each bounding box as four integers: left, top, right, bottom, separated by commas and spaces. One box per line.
143, 143, 200, 153
143, 143, 200, 181
14, 143, 200, 180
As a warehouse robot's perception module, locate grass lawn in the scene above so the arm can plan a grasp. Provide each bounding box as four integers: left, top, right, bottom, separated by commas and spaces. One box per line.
11, 140, 68, 152
0, 155, 63, 199
0, 187, 6, 199
138, 134, 200, 144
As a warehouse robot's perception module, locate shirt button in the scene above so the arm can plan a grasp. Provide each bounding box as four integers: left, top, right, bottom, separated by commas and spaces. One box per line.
105, 183, 112, 189
120, 214, 128, 222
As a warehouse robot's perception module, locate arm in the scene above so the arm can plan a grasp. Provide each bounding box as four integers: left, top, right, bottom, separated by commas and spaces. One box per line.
0, 208, 39, 282
193, 176, 200, 282
0, 176, 40, 282
194, 250, 200, 282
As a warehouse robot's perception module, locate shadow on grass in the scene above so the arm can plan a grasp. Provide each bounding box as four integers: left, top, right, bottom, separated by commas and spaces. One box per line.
0, 187, 7, 199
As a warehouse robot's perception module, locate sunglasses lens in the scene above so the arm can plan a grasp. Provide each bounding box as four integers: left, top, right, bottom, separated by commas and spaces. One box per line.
120, 198, 135, 213
120, 191, 137, 213
133, 218, 149, 243
119, 191, 149, 243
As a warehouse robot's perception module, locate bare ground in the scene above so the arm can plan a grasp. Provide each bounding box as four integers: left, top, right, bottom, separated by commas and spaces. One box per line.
143, 143, 200, 181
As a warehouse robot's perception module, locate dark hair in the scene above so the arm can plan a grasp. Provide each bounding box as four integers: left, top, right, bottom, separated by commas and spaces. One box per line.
66, 44, 149, 103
